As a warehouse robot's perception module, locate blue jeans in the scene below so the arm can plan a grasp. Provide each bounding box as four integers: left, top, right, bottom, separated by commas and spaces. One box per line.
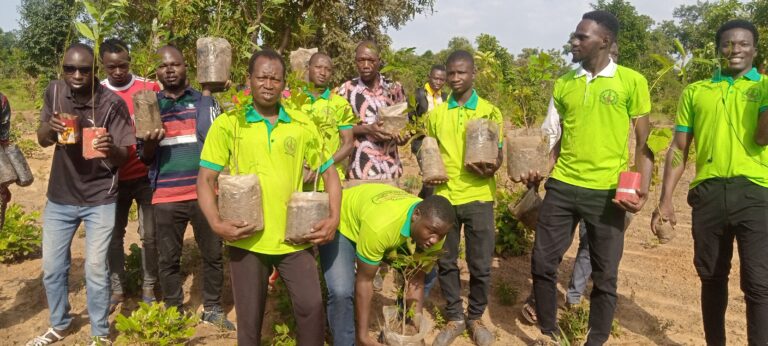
319, 232, 438, 346
42, 201, 115, 337
567, 221, 592, 305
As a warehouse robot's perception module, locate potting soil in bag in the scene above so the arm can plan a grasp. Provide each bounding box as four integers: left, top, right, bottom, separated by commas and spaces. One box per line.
506, 129, 549, 181
464, 118, 499, 167
82, 127, 107, 160
380, 102, 409, 136
284, 192, 329, 245
381, 305, 432, 346
57, 113, 80, 144
0, 148, 17, 185
654, 218, 675, 244
417, 136, 447, 183
5, 144, 33, 187
196, 37, 232, 87
218, 174, 264, 231
133, 89, 162, 136
510, 187, 542, 230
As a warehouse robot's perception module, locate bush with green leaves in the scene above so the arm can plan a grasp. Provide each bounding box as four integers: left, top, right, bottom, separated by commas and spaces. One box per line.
0, 203, 42, 262
557, 302, 621, 345
271, 324, 297, 346
115, 302, 196, 346
494, 188, 534, 257
123, 243, 142, 295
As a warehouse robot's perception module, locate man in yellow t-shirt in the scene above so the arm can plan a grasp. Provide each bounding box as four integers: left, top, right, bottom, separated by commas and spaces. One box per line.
426, 50, 503, 346
524, 11, 653, 345
196, 50, 341, 346
653, 20, 768, 345
300, 52, 356, 191
322, 183, 454, 346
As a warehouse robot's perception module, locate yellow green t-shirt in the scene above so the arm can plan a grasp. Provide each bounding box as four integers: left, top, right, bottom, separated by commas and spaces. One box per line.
425, 90, 503, 205
200, 103, 332, 255
675, 68, 768, 188
339, 183, 442, 265
301, 88, 356, 191
550, 64, 651, 190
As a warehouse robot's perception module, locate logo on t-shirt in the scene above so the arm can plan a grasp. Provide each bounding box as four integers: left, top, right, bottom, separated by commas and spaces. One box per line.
284, 136, 297, 156
600, 89, 619, 106
372, 190, 414, 204
743, 87, 762, 103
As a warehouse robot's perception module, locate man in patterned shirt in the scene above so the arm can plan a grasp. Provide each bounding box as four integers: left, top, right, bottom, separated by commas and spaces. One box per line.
337, 40, 409, 181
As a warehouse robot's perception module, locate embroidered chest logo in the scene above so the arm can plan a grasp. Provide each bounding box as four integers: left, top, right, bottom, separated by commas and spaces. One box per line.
599, 89, 619, 106
372, 190, 414, 204
284, 136, 297, 156
743, 87, 762, 103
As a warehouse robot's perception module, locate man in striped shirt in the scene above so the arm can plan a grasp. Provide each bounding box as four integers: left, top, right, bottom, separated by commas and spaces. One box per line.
138, 45, 233, 330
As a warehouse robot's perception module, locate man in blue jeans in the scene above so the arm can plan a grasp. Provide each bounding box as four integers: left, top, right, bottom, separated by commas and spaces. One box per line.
320, 183, 454, 346
27, 43, 134, 346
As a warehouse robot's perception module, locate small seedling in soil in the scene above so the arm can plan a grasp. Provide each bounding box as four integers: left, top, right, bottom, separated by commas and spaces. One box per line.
494, 279, 518, 306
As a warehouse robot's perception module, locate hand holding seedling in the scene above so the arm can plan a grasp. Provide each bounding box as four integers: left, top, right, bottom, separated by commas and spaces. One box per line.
394, 132, 412, 145
302, 164, 317, 184
650, 202, 676, 235
465, 160, 500, 178
424, 177, 448, 186
367, 121, 392, 142
92, 132, 114, 153
612, 189, 647, 214
516, 170, 545, 186
306, 216, 339, 245
357, 334, 384, 346
211, 219, 256, 242
48, 113, 67, 133
141, 128, 166, 143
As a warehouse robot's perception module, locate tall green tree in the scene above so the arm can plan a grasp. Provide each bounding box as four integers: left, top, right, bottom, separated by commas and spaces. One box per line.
591, 0, 656, 77
18, 0, 78, 78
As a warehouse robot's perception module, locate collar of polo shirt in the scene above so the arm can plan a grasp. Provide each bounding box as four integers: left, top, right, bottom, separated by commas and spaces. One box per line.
245, 103, 291, 124
447, 89, 479, 110
399, 202, 419, 237
711, 67, 761, 84
575, 58, 618, 82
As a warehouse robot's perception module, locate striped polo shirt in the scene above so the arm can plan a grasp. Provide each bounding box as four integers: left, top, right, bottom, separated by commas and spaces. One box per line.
146, 87, 220, 204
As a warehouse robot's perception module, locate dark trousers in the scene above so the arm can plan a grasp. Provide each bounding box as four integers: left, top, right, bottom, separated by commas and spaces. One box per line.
531, 179, 627, 345
437, 201, 495, 321
108, 177, 157, 294
155, 200, 223, 309
229, 246, 324, 346
688, 177, 768, 346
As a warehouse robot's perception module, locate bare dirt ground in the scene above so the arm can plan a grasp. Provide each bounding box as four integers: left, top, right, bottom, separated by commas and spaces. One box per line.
0, 111, 746, 345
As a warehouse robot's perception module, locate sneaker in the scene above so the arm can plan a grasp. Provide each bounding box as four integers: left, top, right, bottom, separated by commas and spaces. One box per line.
25, 328, 66, 346
89, 336, 112, 346
109, 293, 124, 314
432, 320, 466, 346
467, 319, 495, 346
141, 287, 156, 304
201, 306, 236, 331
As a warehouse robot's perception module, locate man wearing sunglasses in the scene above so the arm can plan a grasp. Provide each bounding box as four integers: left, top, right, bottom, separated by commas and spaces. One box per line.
28, 43, 134, 346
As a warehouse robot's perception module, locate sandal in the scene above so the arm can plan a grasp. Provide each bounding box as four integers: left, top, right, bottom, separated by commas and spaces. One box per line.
521, 300, 538, 324
25, 328, 65, 346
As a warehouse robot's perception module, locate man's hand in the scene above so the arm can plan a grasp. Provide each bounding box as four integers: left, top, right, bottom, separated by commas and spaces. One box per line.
612, 190, 648, 214
48, 113, 66, 134
92, 132, 115, 153
367, 121, 392, 142
357, 334, 384, 346
394, 132, 412, 146
305, 216, 339, 245
423, 177, 448, 186
303, 164, 317, 184
141, 128, 166, 143
516, 170, 546, 186
201, 80, 232, 94
211, 219, 257, 242
650, 201, 676, 235
465, 161, 499, 178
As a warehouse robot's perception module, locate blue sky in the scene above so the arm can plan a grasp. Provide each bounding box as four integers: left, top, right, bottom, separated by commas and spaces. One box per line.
2, 0, 701, 55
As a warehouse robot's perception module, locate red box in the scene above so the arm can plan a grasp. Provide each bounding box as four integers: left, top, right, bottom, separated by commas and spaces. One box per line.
83, 127, 107, 159
57, 113, 80, 144
615, 171, 641, 203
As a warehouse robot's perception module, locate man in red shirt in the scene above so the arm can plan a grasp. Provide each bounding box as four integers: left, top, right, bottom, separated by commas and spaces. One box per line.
99, 38, 161, 308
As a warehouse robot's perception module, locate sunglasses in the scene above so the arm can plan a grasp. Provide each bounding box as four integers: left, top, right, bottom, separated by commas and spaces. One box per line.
62, 65, 93, 75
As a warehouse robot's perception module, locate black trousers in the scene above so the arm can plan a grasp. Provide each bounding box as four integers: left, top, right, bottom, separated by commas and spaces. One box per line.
229, 246, 324, 346
155, 200, 224, 310
437, 201, 495, 321
531, 179, 627, 345
689, 177, 768, 346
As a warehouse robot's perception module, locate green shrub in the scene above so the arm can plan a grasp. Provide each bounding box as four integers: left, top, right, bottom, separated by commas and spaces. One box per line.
115, 302, 196, 345
494, 279, 518, 306
557, 302, 621, 345
271, 324, 297, 346
123, 243, 142, 295
494, 188, 534, 256
0, 203, 42, 262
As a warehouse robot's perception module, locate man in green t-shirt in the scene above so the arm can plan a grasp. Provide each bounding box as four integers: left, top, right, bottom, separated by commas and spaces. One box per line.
523, 11, 653, 345
426, 50, 503, 346
323, 183, 454, 346
196, 49, 341, 346
652, 20, 768, 345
